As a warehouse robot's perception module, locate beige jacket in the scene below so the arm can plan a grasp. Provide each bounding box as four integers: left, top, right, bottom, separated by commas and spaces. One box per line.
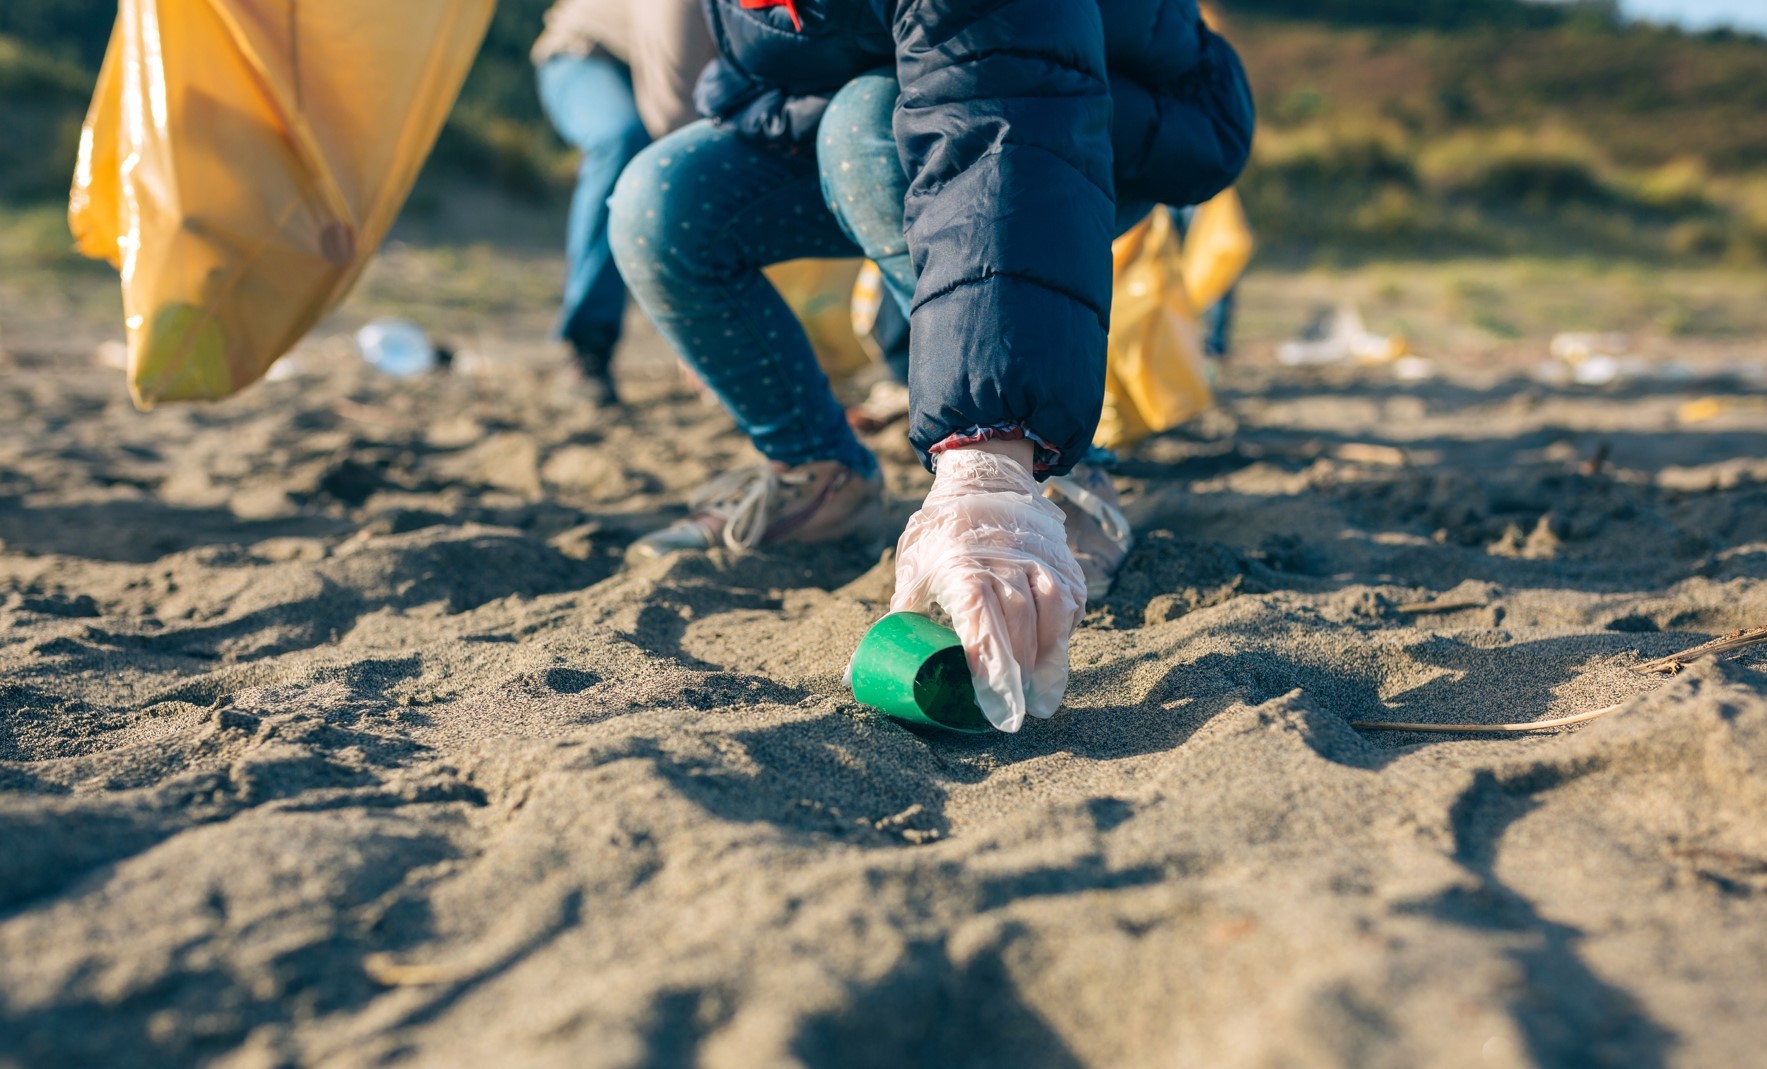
531, 0, 717, 136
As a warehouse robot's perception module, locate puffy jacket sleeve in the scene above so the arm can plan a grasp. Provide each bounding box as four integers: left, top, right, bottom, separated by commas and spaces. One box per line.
893, 0, 1117, 476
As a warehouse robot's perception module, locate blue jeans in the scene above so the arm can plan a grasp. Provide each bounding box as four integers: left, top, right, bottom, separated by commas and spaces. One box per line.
536, 55, 652, 356
609, 120, 874, 473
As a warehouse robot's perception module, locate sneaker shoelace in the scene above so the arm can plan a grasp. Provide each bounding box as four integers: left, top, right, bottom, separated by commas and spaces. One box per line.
688, 464, 820, 552
1044, 471, 1131, 549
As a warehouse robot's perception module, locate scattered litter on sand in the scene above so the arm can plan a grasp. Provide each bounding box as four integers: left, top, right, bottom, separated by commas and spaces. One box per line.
1679, 395, 1767, 423
1550, 331, 1632, 362
1533, 330, 1700, 387
1276, 304, 1409, 366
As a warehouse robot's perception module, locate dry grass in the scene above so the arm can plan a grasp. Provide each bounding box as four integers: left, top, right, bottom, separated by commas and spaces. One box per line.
1227, 14, 1767, 263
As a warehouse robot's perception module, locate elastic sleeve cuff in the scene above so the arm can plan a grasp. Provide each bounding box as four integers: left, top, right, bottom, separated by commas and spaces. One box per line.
926, 423, 1061, 475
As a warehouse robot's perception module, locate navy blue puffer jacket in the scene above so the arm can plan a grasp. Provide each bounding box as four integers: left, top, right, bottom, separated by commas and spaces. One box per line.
697, 0, 1254, 472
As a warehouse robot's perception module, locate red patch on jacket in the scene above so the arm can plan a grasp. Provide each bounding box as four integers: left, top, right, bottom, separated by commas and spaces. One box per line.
739, 0, 803, 31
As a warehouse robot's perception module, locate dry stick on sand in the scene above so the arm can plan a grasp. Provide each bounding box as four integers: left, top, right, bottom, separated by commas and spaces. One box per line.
1631, 625, 1767, 675
1350, 703, 1627, 735
1352, 626, 1767, 735
1395, 598, 1488, 615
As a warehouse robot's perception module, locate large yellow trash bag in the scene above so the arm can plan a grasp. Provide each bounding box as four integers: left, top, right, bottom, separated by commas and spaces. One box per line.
68, 37, 124, 266
1095, 208, 1215, 451
69, 0, 494, 407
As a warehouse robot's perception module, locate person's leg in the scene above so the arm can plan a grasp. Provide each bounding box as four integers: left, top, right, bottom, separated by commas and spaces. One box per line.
818, 71, 916, 318
536, 54, 651, 391
872, 292, 911, 385
609, 121, 887, 555
1204, 285, 1235, 359
609, 120, 875, 475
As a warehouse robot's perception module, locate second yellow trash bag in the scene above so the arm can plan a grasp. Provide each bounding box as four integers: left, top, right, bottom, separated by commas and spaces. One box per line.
763, 259, 874, 383
1179, 188, 1254, 312
69, 0, 494, 407
1095, 208, 1216, 452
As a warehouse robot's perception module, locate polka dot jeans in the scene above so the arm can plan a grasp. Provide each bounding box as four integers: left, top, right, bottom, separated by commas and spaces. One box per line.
819, 71, 918, 317
609, 117, 881, 475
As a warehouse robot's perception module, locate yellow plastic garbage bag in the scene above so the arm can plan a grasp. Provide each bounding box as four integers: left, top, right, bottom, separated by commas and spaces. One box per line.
69, 0, 493, 407
765, 258, 873, 382
1095, 208, 1215, 452
1180, 187, 1254, 311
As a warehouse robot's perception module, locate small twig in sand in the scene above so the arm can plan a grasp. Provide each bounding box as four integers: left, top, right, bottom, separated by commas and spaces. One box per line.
1351, 703, 1623, 735
1353, 625, 1767, 735
1581, 441, 1611, 477
332, 399, 394, 424
1631, 626, 1767, 676
362, 952, 478, 987
1395, 598, 1488, 615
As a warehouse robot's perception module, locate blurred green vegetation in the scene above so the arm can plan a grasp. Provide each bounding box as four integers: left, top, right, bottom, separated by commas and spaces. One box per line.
2, 0, 1764, 266
0, 36, 96, 204
0, 0, 564, 211
1229, 4, 1767, 264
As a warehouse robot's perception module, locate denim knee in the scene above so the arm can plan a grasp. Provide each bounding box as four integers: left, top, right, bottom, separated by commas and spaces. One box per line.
608, 141, 672, 295
817, 72, 909, 265
613, 127, 766, 308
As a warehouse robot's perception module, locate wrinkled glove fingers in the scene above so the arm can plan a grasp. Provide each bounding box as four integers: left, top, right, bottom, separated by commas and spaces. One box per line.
992, 565, 1045, 729
1026, 552, 1085, 718
1027, 623, 1075, 720
993, 562, 1042, 687
889, 523, 937, 617
943, 567, 1031, 732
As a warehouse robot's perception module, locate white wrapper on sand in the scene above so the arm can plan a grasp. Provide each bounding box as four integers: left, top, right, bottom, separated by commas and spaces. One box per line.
891, 450, 1087, 732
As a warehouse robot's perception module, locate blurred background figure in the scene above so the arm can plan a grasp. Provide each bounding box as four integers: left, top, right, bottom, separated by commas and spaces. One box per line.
532, 0, 715, 404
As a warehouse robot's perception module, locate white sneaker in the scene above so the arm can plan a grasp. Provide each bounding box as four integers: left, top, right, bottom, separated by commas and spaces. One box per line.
631, 460, 885, 558
1044, 463, 1133, 599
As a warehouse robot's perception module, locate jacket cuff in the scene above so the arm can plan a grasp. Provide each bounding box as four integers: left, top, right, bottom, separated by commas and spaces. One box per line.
927, 423, 1061, 476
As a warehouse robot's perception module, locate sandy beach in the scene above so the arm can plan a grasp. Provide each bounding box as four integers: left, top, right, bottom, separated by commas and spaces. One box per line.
3, 243, 1767, 1067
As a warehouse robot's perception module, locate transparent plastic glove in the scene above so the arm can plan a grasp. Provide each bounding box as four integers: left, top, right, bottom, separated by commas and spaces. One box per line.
891, 449, 1088, 732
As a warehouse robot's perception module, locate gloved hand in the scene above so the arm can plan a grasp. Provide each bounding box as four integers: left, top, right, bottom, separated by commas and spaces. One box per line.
891, 448, 1088, 732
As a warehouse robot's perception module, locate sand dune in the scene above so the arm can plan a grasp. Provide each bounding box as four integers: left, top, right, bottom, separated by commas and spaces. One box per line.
3, 315, 1766, 1067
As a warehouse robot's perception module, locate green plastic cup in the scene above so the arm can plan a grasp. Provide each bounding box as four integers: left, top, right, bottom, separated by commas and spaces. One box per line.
850, 613, 991, 734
